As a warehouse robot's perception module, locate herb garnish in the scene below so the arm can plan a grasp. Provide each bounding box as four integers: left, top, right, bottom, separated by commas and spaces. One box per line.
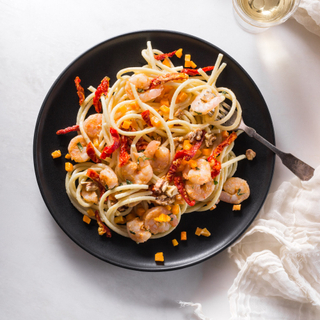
77, 142, 83, 152
137, 156, 152, 165
237, 188, 244, 196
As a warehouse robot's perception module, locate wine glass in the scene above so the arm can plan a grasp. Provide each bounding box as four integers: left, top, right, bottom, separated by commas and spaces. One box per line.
232, 0, 301, 33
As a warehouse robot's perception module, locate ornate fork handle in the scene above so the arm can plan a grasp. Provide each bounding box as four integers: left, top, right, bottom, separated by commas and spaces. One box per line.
238, 119, 315, 181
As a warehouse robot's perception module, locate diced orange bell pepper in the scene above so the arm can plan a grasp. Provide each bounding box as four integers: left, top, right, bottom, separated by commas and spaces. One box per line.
172, 239, 179, 246
65, 162, 73, 172
51, 150, 61, 159
83, 215, 91, 224
155, 252, 164, 262
175, 48, 183, 58
181, 231, 187, 241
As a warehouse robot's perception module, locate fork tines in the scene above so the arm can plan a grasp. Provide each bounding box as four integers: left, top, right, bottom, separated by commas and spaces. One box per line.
217, 102, 231, 120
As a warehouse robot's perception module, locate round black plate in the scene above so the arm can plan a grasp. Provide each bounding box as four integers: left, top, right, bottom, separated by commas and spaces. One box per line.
33, 30, 275, 271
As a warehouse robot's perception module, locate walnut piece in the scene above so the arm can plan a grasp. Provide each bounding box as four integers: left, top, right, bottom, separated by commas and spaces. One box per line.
165, 185, 178, 197
246, 149, 256, 160
153, 178, 169, 195
188, 129, 203, 143
204, 133, 216, 148
174, 108, 184, 118
153, 178, 178, 199
153, 195, 175, 206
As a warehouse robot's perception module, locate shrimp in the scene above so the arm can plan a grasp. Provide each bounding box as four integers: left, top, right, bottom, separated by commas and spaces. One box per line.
68, 135, 90, 163
190, 88, 225, 115
127, 218, 151, 243
183, 158, 212, 185
99, 166, 119, 189
83, 114, 102, 140
219, 177, 250, 204
143, 206, 178, 235
185, 180, 215, 201
144, 141, 170, 174
121, 152, 153, 184
125, 73, 164, 102
183, 158, 214, 201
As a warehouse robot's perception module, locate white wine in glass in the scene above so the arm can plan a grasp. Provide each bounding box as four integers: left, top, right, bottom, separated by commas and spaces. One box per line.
233, 0, 300, 32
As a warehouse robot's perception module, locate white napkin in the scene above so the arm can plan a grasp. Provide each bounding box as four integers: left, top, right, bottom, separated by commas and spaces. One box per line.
179, 165, 320, 319
228, 165, 320, 319
293, 0, 320, 37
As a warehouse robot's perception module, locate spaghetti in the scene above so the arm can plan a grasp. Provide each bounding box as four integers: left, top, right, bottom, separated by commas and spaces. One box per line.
62, 41, 248, 243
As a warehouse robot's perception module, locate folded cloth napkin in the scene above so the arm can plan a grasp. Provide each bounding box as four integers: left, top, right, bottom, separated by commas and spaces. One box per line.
180, 165, 320, 319
228, 165, 320, 319
293, 0, 320, 37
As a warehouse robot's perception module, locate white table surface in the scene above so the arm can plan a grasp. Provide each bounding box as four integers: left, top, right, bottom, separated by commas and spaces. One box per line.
1, 1, 320, 319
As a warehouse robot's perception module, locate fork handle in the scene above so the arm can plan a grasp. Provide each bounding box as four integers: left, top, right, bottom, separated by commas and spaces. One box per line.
241, 124, 315, 181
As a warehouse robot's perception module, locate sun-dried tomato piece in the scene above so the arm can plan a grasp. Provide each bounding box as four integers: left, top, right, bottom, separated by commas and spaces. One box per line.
154, 50, 177, 61
136, 138, 149, 152
93, 76, 110, 113
86, 168, 106, 197
56, 124, 79, 135
100, 127, 120, 159
86, 142, 101, 163
210, 158, 222, 179
207, 132, 237, 178
181, 66, 214, 76
119, 135, 130, 167
174, 176, 195, 206
74, 77, 85, 105
167, 131, 205, 182
207, 132, 237, 162
166, 158, 183, 183
203, 66, 215, 73
150, 73, 188, 89
95, 210, 112, 238
141, 110, 153, 127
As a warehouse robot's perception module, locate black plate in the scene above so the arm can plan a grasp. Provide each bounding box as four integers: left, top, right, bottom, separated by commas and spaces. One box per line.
33, 30, 275, 271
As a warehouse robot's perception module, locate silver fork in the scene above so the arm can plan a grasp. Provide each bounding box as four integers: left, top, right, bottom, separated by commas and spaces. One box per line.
218, 103, 315, 181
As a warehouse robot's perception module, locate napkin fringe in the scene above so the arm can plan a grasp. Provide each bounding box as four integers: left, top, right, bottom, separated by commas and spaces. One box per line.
178, 301, 212, 320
